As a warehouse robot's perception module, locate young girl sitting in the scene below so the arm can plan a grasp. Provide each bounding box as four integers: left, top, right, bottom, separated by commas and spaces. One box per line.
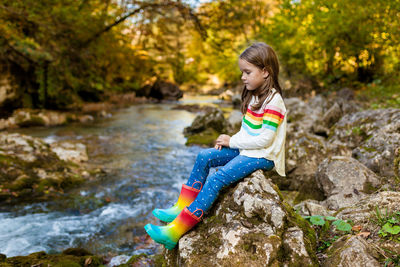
145, 42, 287, 250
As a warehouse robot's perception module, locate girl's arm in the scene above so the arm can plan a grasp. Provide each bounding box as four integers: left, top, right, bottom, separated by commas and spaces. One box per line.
229, 127, 276, 149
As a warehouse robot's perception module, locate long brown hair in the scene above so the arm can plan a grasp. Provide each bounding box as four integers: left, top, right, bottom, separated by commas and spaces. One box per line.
239, 42, 283, 114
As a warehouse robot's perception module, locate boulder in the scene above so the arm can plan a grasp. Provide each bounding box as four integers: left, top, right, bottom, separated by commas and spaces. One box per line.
294, 200, 333, 217
137, 80, 183, 101
284, 96, 325, 133
334, 191, 400, 256
323, 235, 381, 267
0, 249, 104, 266
277, 96, 349, 200
164, 170, 319, 266
0, 132, 88, 203
50, 141, 88, 164
330, 108, 399, 149
352, 118, 400, 178
184, 108, 230, 146
316, 156, 381, 210
330, 108, 400, 179
227, 110, 243, 133
336, 191, 400, 227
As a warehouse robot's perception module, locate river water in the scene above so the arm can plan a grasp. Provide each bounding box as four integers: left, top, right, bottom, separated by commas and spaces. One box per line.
0, 96, 221, 262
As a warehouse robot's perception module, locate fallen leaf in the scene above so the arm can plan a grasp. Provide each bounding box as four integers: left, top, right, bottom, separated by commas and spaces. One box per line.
357, 231, 370, 238
84, 257, 92, 266
352, 225, 362, 231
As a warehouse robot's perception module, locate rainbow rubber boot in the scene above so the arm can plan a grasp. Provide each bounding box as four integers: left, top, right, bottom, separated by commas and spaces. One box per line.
152, 181, 202, 223
145, 207, 203, 250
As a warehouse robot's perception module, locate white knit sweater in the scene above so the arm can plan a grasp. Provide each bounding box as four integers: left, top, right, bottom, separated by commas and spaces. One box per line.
229, 90, 287, 176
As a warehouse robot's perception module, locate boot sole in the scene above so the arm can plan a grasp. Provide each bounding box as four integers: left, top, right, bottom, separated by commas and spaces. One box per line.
144, 224, 177, 250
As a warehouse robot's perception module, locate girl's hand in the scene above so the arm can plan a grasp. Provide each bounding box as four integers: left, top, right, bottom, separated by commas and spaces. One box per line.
215, 134, 231, 150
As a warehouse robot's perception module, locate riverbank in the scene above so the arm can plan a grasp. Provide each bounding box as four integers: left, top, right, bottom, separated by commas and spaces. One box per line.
1, 88, 399, 266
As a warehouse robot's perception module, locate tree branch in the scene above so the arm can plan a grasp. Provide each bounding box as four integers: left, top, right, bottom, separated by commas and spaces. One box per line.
81, 0, 207, 47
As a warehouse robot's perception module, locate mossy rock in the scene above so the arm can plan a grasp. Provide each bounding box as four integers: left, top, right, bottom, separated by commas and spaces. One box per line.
185, 128, 220, 146
1, 250, 103, 267
115, 253, 164, 267
0, 133, 88, 204
165, 171, 319, 266
16, 115, 46, 127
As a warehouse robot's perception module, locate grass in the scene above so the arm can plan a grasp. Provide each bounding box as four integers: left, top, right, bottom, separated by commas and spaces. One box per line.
355, 78, 400, 109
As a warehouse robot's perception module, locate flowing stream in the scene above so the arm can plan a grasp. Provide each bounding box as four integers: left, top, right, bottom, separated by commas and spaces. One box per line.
0, 96, 220, 263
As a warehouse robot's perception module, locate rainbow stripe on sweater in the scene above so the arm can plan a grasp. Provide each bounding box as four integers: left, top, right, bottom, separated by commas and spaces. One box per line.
242, 104, 285, 136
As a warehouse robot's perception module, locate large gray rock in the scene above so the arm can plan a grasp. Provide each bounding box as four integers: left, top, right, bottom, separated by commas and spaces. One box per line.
183, 108, 231, 146
137, 80, 183, 101
316, 156, 381, 210
330, 108, 399, 149
323, 235, 381, 267
50, 141, 88, 164
335, 191, 400, 256
352, 118, 400, 178
336, 191, 400, 226
294, 200, 333, 217
227, 110, 243, 133
0, 132, 89, 203
285, 96, 325, 133
164, 170, 318, 266
330, 108, 400, 179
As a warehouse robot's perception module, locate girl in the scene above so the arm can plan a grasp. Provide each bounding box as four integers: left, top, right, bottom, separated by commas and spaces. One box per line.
144, 42, 287, 250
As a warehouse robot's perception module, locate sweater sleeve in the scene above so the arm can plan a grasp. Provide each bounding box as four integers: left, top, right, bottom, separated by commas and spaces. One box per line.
229, 95, 286, 150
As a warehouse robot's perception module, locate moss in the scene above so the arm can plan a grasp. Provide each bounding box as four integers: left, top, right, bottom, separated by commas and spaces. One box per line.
282, 201, 319, 265
3, 250, 103, 267
17, 115, 46, 127
185, 128, 220, 146
9, 175, 38, 191
362, 181, 378, 194
271, 183, 285, 201
153, 253, 167, 267
62, 248, 92, 256
0, 155, 13, 165
125, 253, 147, 265
206, 232, 223, 248
361, 146, 377, 153
394, 154, 400, 179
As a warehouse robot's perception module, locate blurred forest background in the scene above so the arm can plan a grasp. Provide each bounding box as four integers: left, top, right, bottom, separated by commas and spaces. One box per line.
1, 0, 399, 114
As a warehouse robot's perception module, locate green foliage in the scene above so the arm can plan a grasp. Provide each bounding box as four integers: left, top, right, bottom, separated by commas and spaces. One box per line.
304, 214, 353, 253
374, 206, 400, 241
317, 235, 339, 253
304, 215, 352, 233
1, 0, 399, 109
332, 220, 352, 232
0, 0, 157, 108
309, 215, 325, 226
384, 253, 400, 267
264, 0, 400, 86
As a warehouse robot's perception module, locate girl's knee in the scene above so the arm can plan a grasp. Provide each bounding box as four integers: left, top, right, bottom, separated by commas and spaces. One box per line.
197, 148, 214, 160
208, 171, 230, 187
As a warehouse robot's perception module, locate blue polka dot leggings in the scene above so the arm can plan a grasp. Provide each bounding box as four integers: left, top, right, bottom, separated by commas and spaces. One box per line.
186, 147, 274, 217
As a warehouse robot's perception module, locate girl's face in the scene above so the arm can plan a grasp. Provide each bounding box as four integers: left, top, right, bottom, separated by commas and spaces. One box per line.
238, 59, 269, 91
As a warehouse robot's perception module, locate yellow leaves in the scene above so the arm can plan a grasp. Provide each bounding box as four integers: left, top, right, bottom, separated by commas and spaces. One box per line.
319, 6, 329, 13
301, 13, 314, 26
381, 32, 389, 40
